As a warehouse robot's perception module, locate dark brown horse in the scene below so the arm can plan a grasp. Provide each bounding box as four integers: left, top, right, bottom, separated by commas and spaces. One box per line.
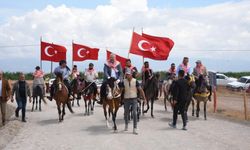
53, 75, 74, 122
142, 73, 159, 118
82, 81, 97, 116
101, 77, 121, 132
71, 77, 85, 107
193, 75, 212, 120
32, 85, 44, 111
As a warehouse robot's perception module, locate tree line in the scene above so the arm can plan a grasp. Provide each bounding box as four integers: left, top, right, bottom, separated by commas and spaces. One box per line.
2, 71, 250, 80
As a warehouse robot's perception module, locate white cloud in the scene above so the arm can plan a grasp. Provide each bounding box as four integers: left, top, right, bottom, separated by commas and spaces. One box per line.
0, 0, 250, 72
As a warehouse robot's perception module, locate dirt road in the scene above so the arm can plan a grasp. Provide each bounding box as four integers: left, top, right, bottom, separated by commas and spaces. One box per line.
1, 100, 250, 150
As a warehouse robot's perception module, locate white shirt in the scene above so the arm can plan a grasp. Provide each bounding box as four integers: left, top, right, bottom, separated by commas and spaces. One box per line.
84, 69, 98, 82
111, 69, 116, 78
0, 80, 2, 96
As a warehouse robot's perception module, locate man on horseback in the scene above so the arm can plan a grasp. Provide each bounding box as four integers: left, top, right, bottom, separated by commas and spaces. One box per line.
98, 53, 123, 104
32, 66, 45, 101
193, 60, 208, 81
71, 65, 80, 79
122, 68, 146, 135
167, 63, 176, 79
141, 61, 159, 100
176, 57, 192, 76
169, 70, 189, 130
84, 63, 98, 101
48, 60, 73, 101
193, 60, 211, 101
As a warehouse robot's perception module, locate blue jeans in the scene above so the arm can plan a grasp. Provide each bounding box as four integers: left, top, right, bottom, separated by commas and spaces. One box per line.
124, 98, 138, 129
16, 97, 27, 120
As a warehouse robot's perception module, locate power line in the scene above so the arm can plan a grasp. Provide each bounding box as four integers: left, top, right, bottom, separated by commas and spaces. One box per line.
0, 44, 250, 52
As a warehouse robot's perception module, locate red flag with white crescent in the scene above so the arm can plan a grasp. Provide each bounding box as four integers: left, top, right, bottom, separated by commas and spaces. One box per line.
72, 43, 99, 61
129, 32, 174, 60
41, 41, 67, 62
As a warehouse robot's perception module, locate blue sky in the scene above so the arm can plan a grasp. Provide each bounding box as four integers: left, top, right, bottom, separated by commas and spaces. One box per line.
0, 0, 249, 73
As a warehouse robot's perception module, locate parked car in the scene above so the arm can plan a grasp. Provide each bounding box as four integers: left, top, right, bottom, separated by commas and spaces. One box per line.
216, 73, 237, 86
227, 76, 250, 91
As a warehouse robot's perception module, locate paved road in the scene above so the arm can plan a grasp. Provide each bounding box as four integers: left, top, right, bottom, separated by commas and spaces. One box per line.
2, 100, 250, 150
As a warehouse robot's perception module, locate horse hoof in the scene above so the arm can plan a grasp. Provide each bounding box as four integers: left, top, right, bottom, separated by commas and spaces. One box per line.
151, 115, 155, 118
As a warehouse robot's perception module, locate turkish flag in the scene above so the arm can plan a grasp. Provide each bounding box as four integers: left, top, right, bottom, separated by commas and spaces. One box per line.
129, 32, 174, 60
72, 43, 99, 61
41, 41, 67, 62
106, 50, 127, 68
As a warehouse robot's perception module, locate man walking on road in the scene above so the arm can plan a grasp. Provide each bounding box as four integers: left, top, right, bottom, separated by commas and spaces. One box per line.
11, 73, 31, 122
122, 68, 146, 135
0, 70, 11, 126
169, 70, 189, 130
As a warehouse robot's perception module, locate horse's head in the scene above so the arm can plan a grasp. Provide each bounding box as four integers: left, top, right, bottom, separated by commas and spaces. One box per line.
195, 75, 208, 93
55, 73, 63, 91
106, 77, 121, 100
185, 74, 196, 88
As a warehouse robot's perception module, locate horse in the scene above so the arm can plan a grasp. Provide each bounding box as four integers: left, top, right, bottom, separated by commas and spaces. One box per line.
53, 74, 74, 122
71, 77, 85, 107
101, 77, 121, 132
193, 75, 212, 120
142, 73, 159, 118
162, 78, 175, 111
32, 85, 44, 111
82, 81, 97, 116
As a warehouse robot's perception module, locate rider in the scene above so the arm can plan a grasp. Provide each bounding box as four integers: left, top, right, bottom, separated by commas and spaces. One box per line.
123, 59, 139, 79
141, 61, 153, 87
98, 53, 123, 104
167, 63, 176, 79
71, 65, 80, 79
141, 61, 159, 100
49, 60, 72, 101
32, 66, 45, 98
176, 57, 192, 76
193, 60, 208, 81
84, 63, 98, 101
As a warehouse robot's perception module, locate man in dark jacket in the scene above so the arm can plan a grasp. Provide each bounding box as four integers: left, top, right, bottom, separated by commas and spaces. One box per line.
11, 73, 31, 122
169, 70, 189, 130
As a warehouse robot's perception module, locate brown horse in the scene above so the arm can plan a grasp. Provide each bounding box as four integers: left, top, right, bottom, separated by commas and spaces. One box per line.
101, 77, 121, 132
53, 75, 74, 122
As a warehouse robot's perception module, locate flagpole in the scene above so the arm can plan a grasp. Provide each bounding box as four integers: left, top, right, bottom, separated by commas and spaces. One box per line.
50, 61, 53, 79
72, 40, 74, 69
127, 27, 135, 59
40, 36, 43, 70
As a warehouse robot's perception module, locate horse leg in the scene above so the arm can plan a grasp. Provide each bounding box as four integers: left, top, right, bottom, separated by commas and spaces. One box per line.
39, 97, 42, 111
204, 101, 207, 120
103, 104, 109, 128
112, 110, 118, 132
77, 95, 80, 107
196, 101, 200, 118
164, 96, 167, 111
35, 97, 38, 110
84, 99, 87, 115
137, 101, 141, 122
88, 100, 91, 116
57, 104, 62, 122
151, 98, 154, 118
62, 103, 66, 121
143, 100, 149, 114
192, 99, 195, 116
31, 97, 35, 112
66, 101, 74, 114
72, 98, 74, 107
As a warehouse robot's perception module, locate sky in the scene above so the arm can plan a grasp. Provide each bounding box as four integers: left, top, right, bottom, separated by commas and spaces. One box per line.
0, 0, 249, 73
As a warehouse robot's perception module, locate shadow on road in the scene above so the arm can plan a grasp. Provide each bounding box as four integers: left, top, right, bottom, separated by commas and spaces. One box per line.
37, 119, 59, 126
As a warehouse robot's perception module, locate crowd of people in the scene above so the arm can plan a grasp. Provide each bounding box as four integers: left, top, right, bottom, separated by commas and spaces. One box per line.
0, 54, 210, 134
